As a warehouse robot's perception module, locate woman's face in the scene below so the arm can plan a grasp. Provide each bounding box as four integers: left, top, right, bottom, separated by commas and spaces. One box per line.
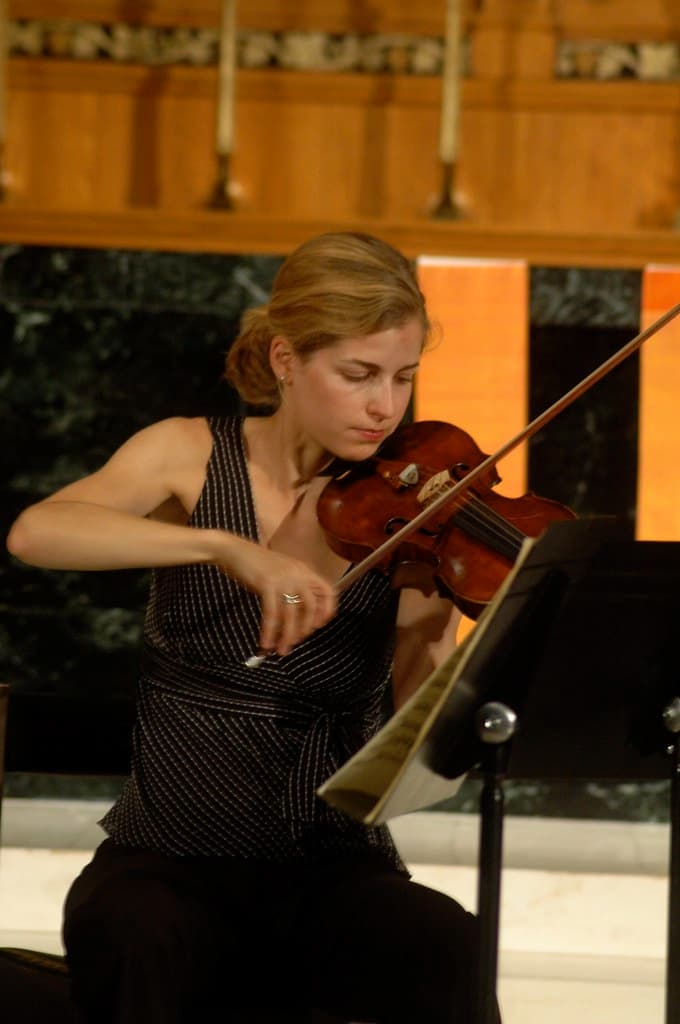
286, 317, 424, 461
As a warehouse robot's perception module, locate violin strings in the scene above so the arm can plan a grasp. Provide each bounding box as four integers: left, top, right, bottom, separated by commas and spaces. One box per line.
458, 494, 526, 546
453, 502, 523, 559
460, 495, 525, 554
432, 482, 526, 560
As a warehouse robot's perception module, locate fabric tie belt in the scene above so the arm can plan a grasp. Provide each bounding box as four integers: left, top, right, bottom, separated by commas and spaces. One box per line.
139, 640, 383, 836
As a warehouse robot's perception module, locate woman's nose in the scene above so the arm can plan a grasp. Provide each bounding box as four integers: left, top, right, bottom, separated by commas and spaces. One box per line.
367, 379, 395, 419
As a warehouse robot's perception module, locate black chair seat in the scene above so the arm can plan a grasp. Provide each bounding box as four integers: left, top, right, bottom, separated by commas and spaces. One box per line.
0, 946, 357, 1022
0, 948, 76, 1023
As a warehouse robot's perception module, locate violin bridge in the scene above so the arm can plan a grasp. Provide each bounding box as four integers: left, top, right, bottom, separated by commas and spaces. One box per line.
417, 470, 451, 506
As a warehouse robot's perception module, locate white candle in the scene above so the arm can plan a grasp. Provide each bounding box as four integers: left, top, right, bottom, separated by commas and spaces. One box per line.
216, 0, 237, 156
439, 0, 462, 164
0, 0, 8, 146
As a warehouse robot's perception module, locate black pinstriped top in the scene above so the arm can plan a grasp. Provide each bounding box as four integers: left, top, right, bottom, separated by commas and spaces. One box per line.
101, 417, 405, 870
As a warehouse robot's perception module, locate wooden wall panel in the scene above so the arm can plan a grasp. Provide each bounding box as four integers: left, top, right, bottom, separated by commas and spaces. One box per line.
3, 63, 445, 219
555, 0, 680, 39
7, 59, 680, 235
9, 88, 103, 206
4, 5, 680, 254
466, 108, 680, 232
236, 98, 366, 217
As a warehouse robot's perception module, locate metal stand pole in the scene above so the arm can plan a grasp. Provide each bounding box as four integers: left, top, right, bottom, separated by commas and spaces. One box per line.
475, 701, 517, 1024
663, 697, 680, 1024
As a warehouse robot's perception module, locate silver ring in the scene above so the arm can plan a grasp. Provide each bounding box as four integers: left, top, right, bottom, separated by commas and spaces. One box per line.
281, 592, 303, 605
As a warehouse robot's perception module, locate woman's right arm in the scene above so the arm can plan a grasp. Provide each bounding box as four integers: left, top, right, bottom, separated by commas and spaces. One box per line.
6, 417, 337, 655
6, 417, 231, 571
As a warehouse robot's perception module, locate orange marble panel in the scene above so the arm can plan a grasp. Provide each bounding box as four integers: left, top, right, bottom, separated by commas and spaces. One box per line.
415, 257, 528, 638
415, 257, 528, 493
638, 266, 680, 540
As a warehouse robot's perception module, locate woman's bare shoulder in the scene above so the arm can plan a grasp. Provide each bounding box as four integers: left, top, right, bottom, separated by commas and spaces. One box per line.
127, 416, 213, 465
26, 417, 215, 519
144, 414, 211, 442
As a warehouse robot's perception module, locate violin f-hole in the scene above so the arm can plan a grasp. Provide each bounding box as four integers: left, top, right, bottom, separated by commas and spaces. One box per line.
385, 516, 410, 535
453, 461, 501, 488
385, 516, 440, 538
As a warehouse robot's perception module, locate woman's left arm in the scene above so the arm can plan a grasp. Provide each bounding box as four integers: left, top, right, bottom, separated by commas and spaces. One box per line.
392, 590, 462, 709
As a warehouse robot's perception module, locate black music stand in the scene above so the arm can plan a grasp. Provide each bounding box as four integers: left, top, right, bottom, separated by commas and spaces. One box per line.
424, 518, 680, 1024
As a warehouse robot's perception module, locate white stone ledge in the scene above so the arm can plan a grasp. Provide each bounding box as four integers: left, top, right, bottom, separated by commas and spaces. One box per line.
0, 800, 672, 877
499, 950, 665, 985
1, 797, 113, 851
392, 811, 670, 876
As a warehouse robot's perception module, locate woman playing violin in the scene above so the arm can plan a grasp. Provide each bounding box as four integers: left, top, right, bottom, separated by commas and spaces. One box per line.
6, 231, 494, 1024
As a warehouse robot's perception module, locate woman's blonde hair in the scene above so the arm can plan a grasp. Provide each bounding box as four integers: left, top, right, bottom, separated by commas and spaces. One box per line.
225, 231, 430, 407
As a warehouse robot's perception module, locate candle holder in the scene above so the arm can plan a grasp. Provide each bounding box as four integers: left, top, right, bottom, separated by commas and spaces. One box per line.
207, 152, 235, 210
431, 160, 464, 220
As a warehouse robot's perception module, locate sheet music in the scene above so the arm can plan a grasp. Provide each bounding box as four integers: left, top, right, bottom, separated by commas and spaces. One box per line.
318, 535, 538, 824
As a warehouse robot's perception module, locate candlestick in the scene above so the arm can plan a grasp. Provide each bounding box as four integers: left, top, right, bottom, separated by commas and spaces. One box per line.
0, 0, 8, 200
432, 0, 464, 219
439, 0, 461, 165
209, 0, 237, 209
216, 0, 236, 156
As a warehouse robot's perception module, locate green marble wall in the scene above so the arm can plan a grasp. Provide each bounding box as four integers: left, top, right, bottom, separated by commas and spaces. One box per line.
528, 266, 641, 528
2, 245, 282, 702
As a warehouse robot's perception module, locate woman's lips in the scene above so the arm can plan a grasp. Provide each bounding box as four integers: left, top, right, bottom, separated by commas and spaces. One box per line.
354, 428, 385, 441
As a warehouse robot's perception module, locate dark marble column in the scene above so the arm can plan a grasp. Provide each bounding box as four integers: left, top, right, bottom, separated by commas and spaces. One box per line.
528, 266, 642, 529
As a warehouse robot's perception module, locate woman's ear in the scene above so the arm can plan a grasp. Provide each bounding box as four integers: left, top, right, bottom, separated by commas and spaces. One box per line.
269, 335, 295, 383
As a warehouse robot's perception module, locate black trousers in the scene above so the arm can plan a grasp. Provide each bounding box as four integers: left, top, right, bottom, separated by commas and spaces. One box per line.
63, 839, 497, 1024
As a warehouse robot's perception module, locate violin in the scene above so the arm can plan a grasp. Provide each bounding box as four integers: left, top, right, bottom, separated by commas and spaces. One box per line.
317, 420, 574, 620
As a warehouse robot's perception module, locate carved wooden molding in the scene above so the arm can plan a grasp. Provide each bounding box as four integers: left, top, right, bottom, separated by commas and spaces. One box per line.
9, 60, 680, 112
8, 1, 454, 35
0, 206, 678, 267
